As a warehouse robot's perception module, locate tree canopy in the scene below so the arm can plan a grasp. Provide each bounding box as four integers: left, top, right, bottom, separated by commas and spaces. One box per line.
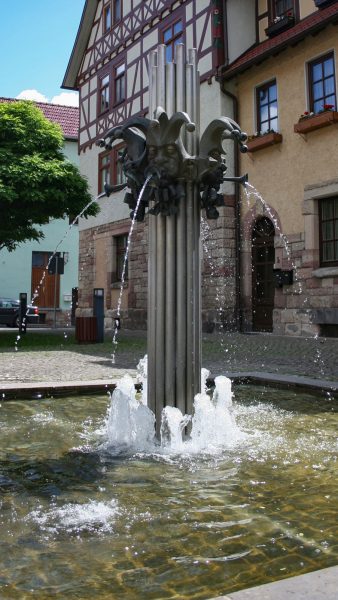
0, 100, 99, 252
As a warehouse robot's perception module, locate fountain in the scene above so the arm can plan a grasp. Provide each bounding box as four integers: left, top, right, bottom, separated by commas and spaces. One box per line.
1, 387, 337, 598
98, 44, 247, 437
1, 45, 337, 600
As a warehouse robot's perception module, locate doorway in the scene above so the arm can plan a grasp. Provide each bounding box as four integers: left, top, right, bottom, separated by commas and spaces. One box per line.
252, 217, 275, 332
31, 251, 60, 308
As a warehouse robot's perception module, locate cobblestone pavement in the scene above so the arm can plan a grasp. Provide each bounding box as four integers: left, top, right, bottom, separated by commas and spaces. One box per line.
1, 330, 338, 385
203, 331, 338, 381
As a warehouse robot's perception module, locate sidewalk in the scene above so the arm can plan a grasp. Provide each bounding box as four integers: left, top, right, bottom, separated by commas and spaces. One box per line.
1, 330, 338, 398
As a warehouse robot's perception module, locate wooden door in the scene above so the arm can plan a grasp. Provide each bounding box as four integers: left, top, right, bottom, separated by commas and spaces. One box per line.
252, 217, 275, 332
31, 252, 60, 308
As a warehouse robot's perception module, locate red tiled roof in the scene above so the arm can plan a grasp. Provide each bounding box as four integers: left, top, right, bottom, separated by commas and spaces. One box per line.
222, 3, 338, 80
0, 97, 79, 140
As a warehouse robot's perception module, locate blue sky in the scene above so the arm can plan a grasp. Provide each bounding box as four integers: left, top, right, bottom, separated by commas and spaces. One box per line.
0, 0, 85, 105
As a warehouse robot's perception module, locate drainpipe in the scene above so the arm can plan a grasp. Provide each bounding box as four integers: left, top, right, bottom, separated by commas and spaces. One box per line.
216, 0, 243, 332
213, 0, 243, 331
220, 85, 243, 332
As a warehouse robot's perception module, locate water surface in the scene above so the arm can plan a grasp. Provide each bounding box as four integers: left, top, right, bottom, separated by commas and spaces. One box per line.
0, 386, 337, 599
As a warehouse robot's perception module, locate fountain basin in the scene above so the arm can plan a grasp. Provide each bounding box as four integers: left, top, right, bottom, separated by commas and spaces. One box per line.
0, 385, 337, 599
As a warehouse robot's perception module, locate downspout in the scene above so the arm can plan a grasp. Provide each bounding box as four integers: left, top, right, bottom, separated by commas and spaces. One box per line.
217, 0, 243, 331
219, 84, 243, 332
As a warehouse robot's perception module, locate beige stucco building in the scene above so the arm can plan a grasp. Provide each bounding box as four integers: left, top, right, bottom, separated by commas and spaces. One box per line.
222, 0, 338, 336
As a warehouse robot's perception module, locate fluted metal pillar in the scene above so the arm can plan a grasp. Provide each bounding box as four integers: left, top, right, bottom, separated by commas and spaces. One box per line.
147, 45, 201, 436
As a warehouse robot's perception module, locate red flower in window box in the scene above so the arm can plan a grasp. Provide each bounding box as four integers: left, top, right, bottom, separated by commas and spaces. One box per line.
295, 110, 338, 133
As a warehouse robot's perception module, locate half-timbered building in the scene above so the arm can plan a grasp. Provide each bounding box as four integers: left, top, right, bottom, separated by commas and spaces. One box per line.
63, 0, 242, 332
64, 0, 338, 337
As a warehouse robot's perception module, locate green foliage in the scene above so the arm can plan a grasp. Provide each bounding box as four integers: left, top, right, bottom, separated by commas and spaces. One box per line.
0, 101, 99, 251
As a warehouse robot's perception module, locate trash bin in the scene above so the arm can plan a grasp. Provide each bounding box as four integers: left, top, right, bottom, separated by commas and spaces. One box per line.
75, 316, 98, 343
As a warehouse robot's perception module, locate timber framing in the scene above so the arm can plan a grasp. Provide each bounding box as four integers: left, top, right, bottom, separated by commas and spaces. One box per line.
63, 0, 218, 153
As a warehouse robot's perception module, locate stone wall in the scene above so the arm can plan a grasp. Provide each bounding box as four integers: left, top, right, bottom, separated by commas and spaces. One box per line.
201, 197, 238, 332
77, 197, 238, 333
273, 229, 338, 337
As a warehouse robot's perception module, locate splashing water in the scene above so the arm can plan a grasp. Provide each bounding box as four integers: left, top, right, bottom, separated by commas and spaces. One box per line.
31, 195, 101, 312
28, 499, 120, 535
201, 217, 230, 338
111, 175, 153, 364
103, 361, 244, 455
13, 193, 103, 350
243, 181, 329, 378
104, 373, 155, 452
136, 354, 148, 404
243, 182, 303, 295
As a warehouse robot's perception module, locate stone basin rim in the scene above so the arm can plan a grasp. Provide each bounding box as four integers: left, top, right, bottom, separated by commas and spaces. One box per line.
1, 371, 337, 401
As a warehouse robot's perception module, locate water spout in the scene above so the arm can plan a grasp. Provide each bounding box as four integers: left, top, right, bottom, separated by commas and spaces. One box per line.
105, 363, 242, 454
223, 173, 248, 186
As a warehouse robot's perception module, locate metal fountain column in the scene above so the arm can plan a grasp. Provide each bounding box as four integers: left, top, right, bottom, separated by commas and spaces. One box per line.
98, 44, 247, 437
147, 45, 201, 432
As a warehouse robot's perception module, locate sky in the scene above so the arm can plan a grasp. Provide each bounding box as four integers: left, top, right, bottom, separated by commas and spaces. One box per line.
0, 0, 86, 106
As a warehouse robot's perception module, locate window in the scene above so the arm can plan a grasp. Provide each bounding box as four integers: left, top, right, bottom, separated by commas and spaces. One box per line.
320, 198, 338, 266
256, 80, 278, 134
114, 146, 127, 186
99, 151, 111, 194
112, 234, 128, 282
114, 63, 125, 104
163, 19, 183, 62
273, 0, 294, 18
99, 74, 110, 114
32, 251, 52, 268
103, 2, 111, 33
103, 1, 121, 30
113, 0, 122, 24
98, 145, 126, 193
308, 53, 336, 114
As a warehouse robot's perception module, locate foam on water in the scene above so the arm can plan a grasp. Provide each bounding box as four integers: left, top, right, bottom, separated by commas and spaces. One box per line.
103, 359, 244, 455
27, 499, 120, 535
104, 373, 156, 452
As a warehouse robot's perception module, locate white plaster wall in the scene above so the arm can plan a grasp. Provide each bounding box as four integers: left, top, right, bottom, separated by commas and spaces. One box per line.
301, 0, 317, 19
200, 80, 237, 196
227, 0, 256, 64
127, 42, 141, 65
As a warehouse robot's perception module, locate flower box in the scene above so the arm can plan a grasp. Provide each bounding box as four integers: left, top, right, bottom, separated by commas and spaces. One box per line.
314, 0, 335, 8
294, 110, 338, 134
265, 14, 295, 37
246, 131, 283, 152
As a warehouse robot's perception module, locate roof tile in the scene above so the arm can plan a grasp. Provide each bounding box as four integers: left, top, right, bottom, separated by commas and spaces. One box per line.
0, 97, 79, 140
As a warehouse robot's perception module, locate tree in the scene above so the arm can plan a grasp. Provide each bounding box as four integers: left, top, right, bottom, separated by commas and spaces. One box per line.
0, 100, 99, 252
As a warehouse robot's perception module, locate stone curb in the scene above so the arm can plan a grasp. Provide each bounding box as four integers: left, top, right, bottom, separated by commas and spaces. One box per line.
1, 371, 337, 401
209, 565, 338, 599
